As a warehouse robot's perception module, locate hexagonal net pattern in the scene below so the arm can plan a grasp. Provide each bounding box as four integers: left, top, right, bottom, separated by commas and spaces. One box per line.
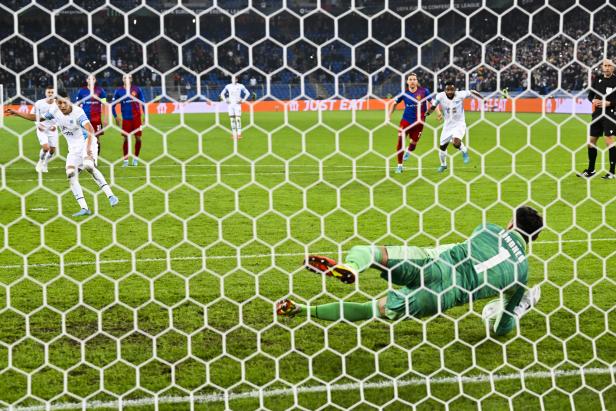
1, 1, 616, 410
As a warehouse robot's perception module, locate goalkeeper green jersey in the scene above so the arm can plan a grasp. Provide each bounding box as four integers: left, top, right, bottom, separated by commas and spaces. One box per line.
383, 223, 528, 335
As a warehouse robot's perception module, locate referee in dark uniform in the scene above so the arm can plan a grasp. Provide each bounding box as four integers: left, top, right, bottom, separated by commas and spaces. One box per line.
578, 59, 616, 179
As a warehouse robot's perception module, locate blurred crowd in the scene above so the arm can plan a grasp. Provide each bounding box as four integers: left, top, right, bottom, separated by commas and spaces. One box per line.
1, 4, 615, 100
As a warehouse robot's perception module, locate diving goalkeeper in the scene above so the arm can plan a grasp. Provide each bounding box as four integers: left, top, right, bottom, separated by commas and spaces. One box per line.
277, 206, 543, 336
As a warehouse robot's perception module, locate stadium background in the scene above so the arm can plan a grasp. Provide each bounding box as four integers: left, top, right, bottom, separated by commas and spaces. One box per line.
1, 0, 616, 410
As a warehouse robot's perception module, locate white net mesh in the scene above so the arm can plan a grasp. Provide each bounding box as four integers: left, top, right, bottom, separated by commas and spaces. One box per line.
1, 0, 616, 410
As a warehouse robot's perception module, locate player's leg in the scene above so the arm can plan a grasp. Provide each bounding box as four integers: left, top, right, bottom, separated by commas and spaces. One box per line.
132, 119, 142, 166
437, 126, 452, 172
92, 120, 103, 155
452, 135, 470, 164
276, 298, 381, 321
82, 140, 118, 207
228, 109, 238, 139
66, 154, 90, 217
42, 131, 58, 173
602, 135, 615, 179
235, 106, 243, 139
406, 122, 423, 153
35, 129, 50, 173
396, 120, 409, 173
121, 120, 130, 166
578, 120, 601, 177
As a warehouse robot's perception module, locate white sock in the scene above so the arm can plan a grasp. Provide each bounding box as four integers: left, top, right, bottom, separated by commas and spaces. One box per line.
236, 117, 242, 135
39, 149, 47, 161
459, 142, 468, 153
44, 151, 54, 165
69, 174, 89, 209
230, 117, 237, 138
88, 168, 114, 197
439, 150, 447, 166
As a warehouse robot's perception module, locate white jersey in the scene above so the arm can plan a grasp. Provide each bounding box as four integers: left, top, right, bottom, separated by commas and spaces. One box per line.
220, 83, 250, 104
31, 98, 57, 130
433, 90, 472, 125
43, 103, 91, 152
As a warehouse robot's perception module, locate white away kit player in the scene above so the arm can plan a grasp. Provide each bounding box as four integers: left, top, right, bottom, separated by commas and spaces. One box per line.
220, 76, 250, 140
5, 85, 59, 173
428, 81, 483, 172
43, 90, 119, 217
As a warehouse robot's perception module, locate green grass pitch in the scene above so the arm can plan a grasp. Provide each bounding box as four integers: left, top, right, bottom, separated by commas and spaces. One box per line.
0, 110, 615, 410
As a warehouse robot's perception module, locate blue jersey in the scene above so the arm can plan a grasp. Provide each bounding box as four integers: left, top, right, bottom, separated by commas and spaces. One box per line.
74, 86, 107, 123
395, 87, 431, 123
112, 86, 145, 120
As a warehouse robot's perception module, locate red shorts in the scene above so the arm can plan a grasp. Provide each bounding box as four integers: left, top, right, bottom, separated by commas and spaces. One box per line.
122, 117, 142, 137
91, 119, 104, 136
399, 119, 424, 142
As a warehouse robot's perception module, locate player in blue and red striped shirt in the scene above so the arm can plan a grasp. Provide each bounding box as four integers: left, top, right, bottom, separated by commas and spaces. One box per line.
112, 74, 146, 167
75, 75, 107, 155
388, 73, 433, 173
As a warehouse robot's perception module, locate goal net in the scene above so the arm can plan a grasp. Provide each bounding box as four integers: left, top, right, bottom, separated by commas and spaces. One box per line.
0, 1, 615, 410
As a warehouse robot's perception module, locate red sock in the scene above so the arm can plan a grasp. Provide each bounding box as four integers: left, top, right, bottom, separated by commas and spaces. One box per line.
134, 138, 142, 157
123, 139, 128, 158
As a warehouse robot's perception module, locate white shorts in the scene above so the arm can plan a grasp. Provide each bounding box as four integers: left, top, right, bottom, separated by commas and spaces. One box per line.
66, 140, 99, 170
440, 122, 466, 145
36, 126, 59, 147
228, 103, 242, 116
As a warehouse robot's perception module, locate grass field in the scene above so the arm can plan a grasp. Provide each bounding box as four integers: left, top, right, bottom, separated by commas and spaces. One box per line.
0, 109, 615, 410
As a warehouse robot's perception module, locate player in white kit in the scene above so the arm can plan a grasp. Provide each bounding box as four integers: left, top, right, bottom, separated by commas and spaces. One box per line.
5, 85, 58, 173
42, 90, 119, 217
428, 81, 483, 172
220, 76, 250, 140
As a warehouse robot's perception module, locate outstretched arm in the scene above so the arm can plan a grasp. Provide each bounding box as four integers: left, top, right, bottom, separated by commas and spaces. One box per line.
470, 90, 483, 100
4, 108, 37, 121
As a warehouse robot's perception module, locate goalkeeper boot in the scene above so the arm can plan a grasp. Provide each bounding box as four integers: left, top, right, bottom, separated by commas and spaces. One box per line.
437, 165, 448, 173
576, 169, 596, 178
305, 255, 357, 284
122, 159, 129, 168
109, 195, 119, 207
403, 151, 410, 161
276, 299, 300, 318
395, 164, 404, 174
132, 158, 139, 166
601, 172, 615, 180
72, 208, 91, 217
35, 160, 44, 173
463, 152, 470, 164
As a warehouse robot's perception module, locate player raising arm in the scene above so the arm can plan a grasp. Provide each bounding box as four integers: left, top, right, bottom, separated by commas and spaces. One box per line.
44, 90, 119, 217
5, 85, 58, 173
388, 73, 432, 174
427, 81, 483, 172
277, 206, 543, 337
220, 76, 250, 140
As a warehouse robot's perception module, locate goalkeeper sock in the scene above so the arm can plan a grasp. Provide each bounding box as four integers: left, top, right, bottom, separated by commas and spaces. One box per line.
588, 146, 597, 171
296, 301, 378, 321
39, 149, 47, 161
609, 146, 616, 174
439, 149, 447, 166
69, 174, 88, 210
345, 245, 382, 273
88, 168, 114, 197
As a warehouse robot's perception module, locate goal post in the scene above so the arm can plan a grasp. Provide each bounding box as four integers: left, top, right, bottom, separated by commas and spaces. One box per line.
0, 2, 614, 410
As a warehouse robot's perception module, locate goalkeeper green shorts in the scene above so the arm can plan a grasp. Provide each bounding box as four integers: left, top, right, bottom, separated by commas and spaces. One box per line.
381, 245, 454, 320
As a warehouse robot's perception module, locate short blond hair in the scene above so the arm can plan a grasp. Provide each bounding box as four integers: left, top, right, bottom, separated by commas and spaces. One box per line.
602, 58, 615, 67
